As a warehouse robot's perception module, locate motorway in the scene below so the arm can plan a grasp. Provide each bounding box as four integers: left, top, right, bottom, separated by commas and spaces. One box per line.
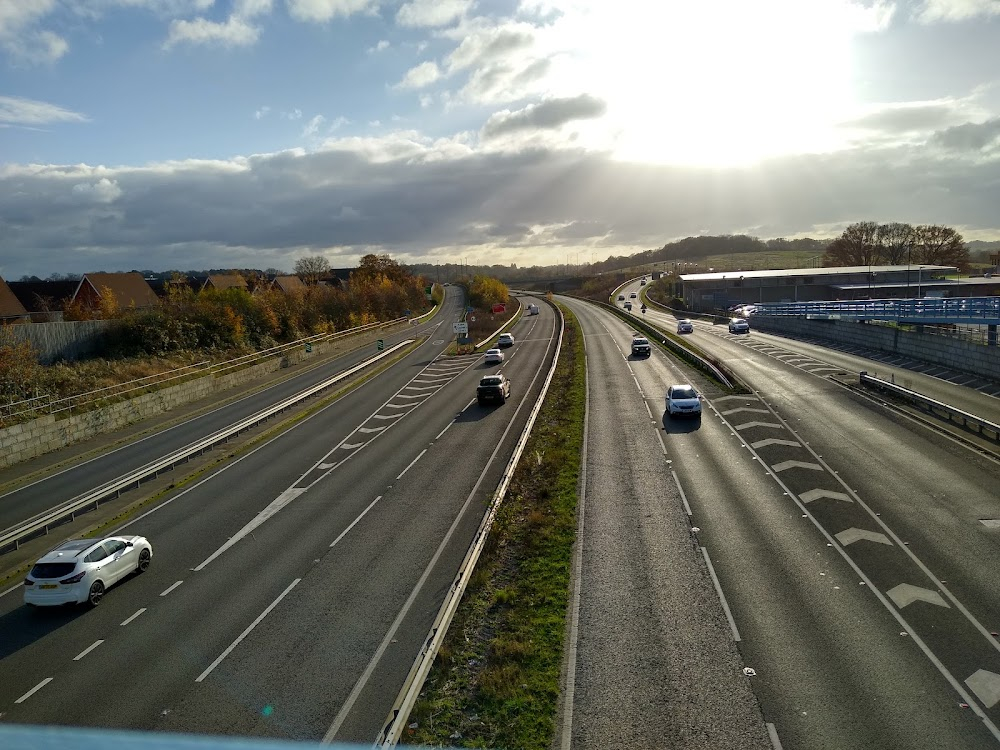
0, 288, 559, 744
566, 280, 1000, 749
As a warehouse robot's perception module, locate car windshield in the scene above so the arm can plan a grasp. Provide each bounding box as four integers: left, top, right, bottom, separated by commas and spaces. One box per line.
481, 377, 502, 386
671, 387, 697, 399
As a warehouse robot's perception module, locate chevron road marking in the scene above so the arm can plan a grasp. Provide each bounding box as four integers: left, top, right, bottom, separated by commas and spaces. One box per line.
735, 421, 783, 431
799, 488, 853, 503
966, 670, 1000, 709
721, 407, 771, 416
358, 426, 386, 433
835, 528, 893, 546
372, 413, 404, 420
751, 438, 802, 449
771, 460, 824, 472
714, 395, 760, 403
887, 583, 950, 609
340, 443, 365, 450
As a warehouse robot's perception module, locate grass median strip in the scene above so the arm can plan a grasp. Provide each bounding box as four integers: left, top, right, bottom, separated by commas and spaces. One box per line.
408, 303, 585, 750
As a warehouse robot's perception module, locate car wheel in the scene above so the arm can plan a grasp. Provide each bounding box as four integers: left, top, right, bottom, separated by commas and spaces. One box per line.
88, 581, 105, 607
137, 549, 151, 573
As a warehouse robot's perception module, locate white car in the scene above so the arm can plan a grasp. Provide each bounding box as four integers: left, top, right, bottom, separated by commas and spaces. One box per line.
666, 384, 702, 419
24, 535, 153, 607
497, 333, 515, 348
629, 292, 638, 299
484, 348, 504, 365
676, 319, 694, 334
728, 318, 750, 334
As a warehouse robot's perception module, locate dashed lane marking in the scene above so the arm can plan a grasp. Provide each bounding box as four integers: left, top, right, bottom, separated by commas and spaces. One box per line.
73, 640, 104, 661
15, 678, 53, 704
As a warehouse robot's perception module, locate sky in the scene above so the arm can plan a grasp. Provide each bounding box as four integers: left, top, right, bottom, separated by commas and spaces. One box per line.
2, 0, 1000, 278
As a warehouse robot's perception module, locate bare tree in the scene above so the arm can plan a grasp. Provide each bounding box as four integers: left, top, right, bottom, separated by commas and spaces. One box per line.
294, 255, 330, 285
822, 221, 880, 266
913, 225, 970, 271
877, 222, 916, 265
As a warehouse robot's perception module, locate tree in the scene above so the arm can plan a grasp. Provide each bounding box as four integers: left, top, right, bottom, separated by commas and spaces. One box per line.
877, 222, 916, 265
353, 253, 408, 285
913, 225, 970, 271
822, 221, 880, 266
294, 255, 330, 285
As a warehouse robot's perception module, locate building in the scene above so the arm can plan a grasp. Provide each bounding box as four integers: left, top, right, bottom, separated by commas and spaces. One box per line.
678, 265, 985, 312
0, 277, 30, 322
7, 280, 79, 321
71, 273, 161, 313
201, 274, 249, 292
271, 275, 307, 294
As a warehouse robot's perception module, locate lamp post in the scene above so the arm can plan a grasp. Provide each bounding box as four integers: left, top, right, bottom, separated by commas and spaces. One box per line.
918, 266, 923, 298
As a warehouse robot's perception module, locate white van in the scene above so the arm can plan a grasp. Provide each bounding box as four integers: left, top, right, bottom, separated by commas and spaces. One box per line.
527, 304, 539, 315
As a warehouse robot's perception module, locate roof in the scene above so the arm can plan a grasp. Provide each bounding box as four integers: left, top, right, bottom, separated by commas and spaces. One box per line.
7, 280, 79, 312
272, 275, 306, 293
0, 277, 29, 318
680, 264, 957, 282
75, 272, 161, 309
202, 274, 249, 291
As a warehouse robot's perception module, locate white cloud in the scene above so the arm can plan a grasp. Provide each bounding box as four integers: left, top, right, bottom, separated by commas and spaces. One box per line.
234, 0, 274, 18
395, 60, 442, 90
254, 105, 271, 119
71, 177, 122, 203
302, 114, 325, 136
285, 0, 379, 23
917, 0, 1000, 22
419, 94, 433, 108
0, 95, 89, 126
328, 115, 349, 131
396, 0, 471, 28
367, 39, 389, 53
163, 16, 260, 48
281, 108, 303, 120
481, 94, 607, 140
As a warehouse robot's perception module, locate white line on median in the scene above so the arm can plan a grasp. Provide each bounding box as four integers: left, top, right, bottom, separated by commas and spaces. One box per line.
73, 640, 104, 661
160, 580, 183, 597
330, 497, 382, 548
121, 608, 146, 626
396, 449, 427, 480
672, 471, 692, 516
15, 677, 53, 703
767, 722, 784, 750
435, 421, 454, 440
701, 547, 741, 642
195, 578, 301, 683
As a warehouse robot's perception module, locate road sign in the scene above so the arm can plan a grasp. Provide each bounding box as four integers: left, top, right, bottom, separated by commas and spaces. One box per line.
492, 303, 506, 314
470, 315, 476, 322
404, 309, 410, 316
453, 322, 469, 334
377, 339, 384, 351
466, 305, 474, 313
305, 343, 313, 353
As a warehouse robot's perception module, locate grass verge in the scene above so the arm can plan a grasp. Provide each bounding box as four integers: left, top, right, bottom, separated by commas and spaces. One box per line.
407, 303, 586, 750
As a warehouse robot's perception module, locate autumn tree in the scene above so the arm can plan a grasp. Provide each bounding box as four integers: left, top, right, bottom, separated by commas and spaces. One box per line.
294, 255, 331, 285
913, 225, 970, 270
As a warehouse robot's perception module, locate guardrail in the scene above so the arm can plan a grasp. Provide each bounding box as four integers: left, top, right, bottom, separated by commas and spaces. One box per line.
756, 297, 1000, 326
859, 371, 1000, 444
376, 300, 565, 747
0, 340, 416, 557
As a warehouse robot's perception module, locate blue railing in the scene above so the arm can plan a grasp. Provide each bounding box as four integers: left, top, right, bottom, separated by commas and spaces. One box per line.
754, 297, 1000, 326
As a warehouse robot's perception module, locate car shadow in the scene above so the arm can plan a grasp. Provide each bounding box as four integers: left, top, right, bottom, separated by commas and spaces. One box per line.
662, 410, 702, 433
0, 599, 86, 659
454, 404, 496, 422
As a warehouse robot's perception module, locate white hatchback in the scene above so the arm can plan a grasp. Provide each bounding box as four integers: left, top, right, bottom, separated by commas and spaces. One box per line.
497, 333, 515, 348
666, 384, 702, 419
24, 536, 153, 607
484, 348, 504, 365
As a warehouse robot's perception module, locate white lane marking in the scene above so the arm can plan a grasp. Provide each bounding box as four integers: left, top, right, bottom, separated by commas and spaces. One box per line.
160, 580, 183, 597
767, 722, 784, 750
966, 670, 1000, 709
405, 384, 440, 392
330, 496, 382, 548
383, 403, 411, 409
435, 421, 454, 440
358, 426, 386, 433
835, 528, 892, 546
195, 578, 301, 683
672, 471, 692, 516
735, 421, 783, 431
372, 413, 403, 420
721, 407, 771, 416
121, 608, 146, 626
195, 489, 306, 571
73, 640, 104, 661
887, 583, 950, 609
751, 438, 802, 449
394, 393, 428, 401
770, 460, 823, 473
655, 427, 667, 455
0, 582, 21, 599
15, 677, 53, 703
396, 449, 428, 480
644, 400, 653, 419
340, 442, 365, 450
714, 394, 761, 403
799, 488, 853, 504
702, 547, 741, 642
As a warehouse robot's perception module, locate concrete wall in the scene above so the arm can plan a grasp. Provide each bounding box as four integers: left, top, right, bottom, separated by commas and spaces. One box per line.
0, 335, 352, 470
752, 316, 1000, 380
5, 319, 110, 363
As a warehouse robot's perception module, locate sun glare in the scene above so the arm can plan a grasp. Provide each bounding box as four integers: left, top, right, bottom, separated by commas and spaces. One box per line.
548, 0, 875, 166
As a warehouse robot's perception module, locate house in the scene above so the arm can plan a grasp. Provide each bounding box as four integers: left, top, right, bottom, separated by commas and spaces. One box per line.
71, 272, 161, 312
271, 275, 306, 294
0, 277, 30, 322
7, 280, 79, 320
201, 274, 249, 292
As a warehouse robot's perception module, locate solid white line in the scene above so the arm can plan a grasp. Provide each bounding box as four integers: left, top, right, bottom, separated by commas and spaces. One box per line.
396, 449, 428, 480
767, 722, 784, 750
672, 470, 692, 516
435, 421, 454, 440
15, 677, 52, 703
655, 426, 668, 455
121, 608, 146, 626
0, 582, 21, 599
73, 640, 104, 661
701, 547, 741, 642
330, 496, 382, 548
160, 580, 183, 597
644, 400, 653, 419
195, 578, 301, 683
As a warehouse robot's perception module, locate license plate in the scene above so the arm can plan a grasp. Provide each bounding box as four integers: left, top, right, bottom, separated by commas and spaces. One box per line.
40, 584, 58, 589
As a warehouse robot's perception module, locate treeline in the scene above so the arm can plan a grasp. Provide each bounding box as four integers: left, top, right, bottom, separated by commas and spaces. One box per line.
102, 254, 430, 357
465, 274, 509, 309
821, 222, 970, 270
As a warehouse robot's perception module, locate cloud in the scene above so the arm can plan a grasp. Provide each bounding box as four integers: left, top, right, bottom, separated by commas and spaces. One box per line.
481, 94, 606, 139
0, 95, 89, 126
282, 108, 303, 120
395, 60, 442, 90
163, 16, 260, 48
930, 118, 1000, 152
285, 0, 379, 23
254, 105, 271, 120
5, 122, 1000, 278
917, 0, 1000, 22
841, 101, 966, 136
367, 39, 390, 53
302, 114, 325, 137
396, 0, 471, 28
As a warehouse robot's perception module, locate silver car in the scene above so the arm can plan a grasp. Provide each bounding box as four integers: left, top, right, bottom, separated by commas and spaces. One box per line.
24, 535, 153, 607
